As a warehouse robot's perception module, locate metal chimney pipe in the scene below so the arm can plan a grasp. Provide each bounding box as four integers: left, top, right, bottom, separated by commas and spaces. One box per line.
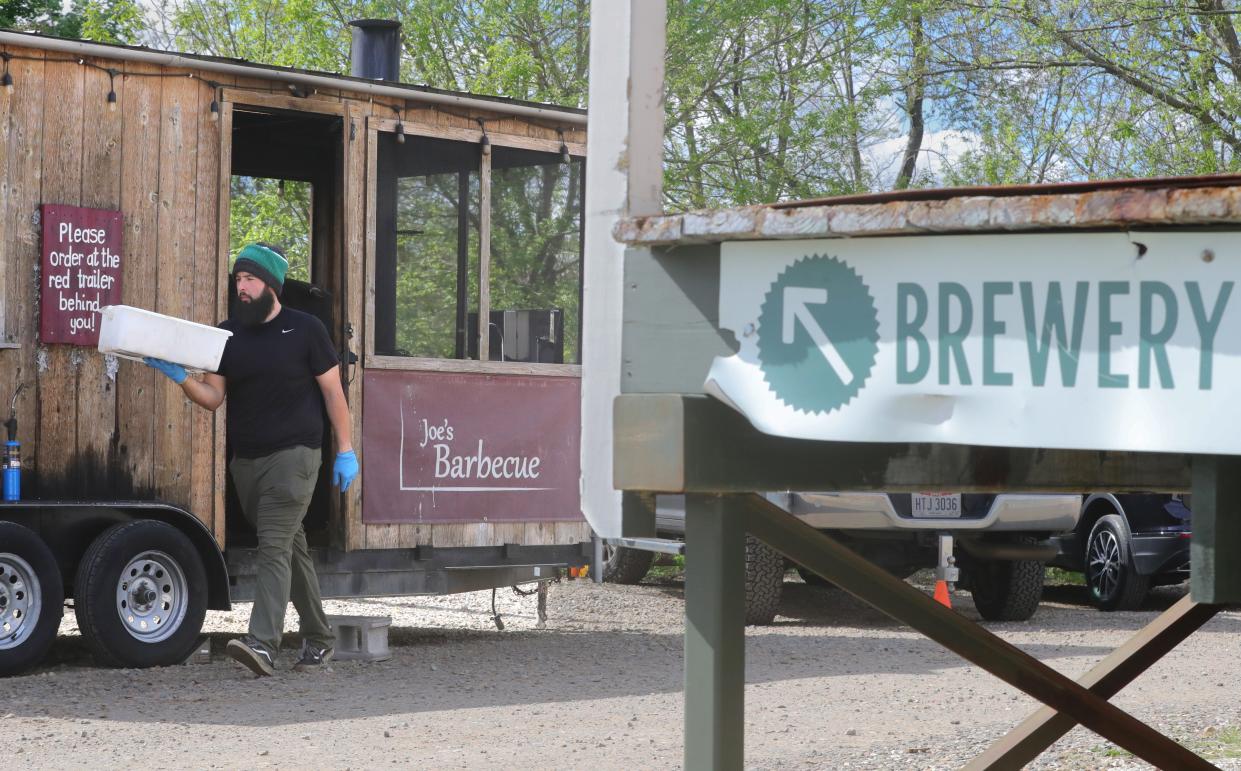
349, 19, 402, 81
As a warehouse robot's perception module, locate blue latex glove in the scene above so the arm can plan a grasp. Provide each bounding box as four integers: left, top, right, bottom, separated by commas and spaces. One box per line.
144, 357, 187, 384
333, 450, 359, 491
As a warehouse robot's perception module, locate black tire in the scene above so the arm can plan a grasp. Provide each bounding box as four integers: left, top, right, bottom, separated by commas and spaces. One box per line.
1085, 514, 1150, 611
796, 566, 834, 587
745, 536, 784, 625
602, 544, 654, 584
0, 522, 64, 677
970, 552, 1045, 622
74, 521, 207, 668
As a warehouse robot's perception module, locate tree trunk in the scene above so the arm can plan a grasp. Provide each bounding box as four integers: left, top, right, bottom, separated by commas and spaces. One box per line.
895, 11, 926, 190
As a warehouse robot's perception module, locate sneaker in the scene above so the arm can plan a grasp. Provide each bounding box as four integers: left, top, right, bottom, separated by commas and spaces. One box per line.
226, 635, 275, 677
293, 640, 334, 672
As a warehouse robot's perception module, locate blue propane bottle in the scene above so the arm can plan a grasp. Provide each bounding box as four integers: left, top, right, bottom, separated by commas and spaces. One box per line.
4, 384, 24, 502
2, 440, 18, 501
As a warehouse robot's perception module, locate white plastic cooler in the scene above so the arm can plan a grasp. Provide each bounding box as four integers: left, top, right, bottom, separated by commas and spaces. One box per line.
97, 305, 232, 372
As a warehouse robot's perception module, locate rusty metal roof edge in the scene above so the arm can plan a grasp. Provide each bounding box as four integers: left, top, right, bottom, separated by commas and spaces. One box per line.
0, 28, 588, 124
770, 173, 1241, 209
615, 175, 1241, 246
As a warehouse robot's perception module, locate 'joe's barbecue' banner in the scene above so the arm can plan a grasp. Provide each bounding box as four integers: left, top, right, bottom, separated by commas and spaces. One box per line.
707, 231, 1241, 455
39, 204, 123, 345
361, 370, 582, 524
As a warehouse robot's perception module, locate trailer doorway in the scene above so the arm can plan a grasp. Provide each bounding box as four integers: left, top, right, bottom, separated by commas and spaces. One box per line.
223, 101, 347, 547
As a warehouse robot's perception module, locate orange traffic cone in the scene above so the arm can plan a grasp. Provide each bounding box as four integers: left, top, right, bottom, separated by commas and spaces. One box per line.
933, 580, 952, 608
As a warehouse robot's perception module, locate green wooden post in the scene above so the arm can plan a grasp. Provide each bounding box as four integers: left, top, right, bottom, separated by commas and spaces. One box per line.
621, 491, 657, 537
1191, 455, 1241, 603
684, 494, 746, 771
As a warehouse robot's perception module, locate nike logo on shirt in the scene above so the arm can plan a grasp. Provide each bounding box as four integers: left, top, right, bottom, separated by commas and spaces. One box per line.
282, 328, 294, 334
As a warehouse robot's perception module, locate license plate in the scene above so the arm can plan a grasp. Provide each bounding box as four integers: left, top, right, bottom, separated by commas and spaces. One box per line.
911, 493, 962, 518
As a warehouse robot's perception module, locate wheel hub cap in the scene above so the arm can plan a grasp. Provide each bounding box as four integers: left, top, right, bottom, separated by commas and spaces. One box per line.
115, 551, 188, 643
1087, 531, 1121, 598
0, 553, 42, 650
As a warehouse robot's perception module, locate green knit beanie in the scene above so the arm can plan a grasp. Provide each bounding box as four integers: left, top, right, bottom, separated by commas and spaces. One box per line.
232, 243, 289, 294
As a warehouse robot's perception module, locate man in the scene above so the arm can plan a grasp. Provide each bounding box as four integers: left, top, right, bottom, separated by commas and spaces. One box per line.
146, 242, 359, 676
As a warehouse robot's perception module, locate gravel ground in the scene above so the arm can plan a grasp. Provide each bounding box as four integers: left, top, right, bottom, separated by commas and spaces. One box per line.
6, 572, 1241, 769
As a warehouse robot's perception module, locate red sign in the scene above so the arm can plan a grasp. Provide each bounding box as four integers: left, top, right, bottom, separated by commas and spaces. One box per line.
361, 370, 583, 524
39, 204, 124, 345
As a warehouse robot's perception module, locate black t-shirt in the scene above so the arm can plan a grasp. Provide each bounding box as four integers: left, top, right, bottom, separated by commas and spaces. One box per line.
216, 307, 339, 458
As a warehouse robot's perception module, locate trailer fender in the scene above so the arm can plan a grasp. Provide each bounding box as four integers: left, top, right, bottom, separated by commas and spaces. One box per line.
0, 501, 230, 611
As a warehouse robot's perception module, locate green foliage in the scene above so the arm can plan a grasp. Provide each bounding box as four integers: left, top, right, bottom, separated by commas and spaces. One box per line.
396, 0, 589, 106
1, 0, 144, 43
1, 0, 84, 38
488, 158, 583, 362
664, 0, 892, 207
386, 146, 582, 363
79, 0, 146, 43
228, 177, 312, 282
392, 170, 479, 358
1044, 567, 1084, 587
172, 0, 354, 71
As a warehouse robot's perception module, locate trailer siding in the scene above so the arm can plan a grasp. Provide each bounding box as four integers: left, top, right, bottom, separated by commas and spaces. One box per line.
0, 42, 590, 550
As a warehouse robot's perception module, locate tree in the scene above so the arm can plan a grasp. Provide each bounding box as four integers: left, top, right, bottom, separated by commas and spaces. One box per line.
229, 177, 313, 282
1, 0, 85, 38
1, 0, 145, 43
80, 0, 147, 44
664, 0, 896, 207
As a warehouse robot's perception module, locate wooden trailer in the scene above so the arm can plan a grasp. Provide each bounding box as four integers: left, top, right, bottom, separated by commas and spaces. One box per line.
0, 27, 592, 674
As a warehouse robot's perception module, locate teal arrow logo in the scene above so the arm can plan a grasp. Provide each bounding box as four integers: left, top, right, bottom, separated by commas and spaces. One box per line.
782, 286, 855, 385
756, 255, 879, 414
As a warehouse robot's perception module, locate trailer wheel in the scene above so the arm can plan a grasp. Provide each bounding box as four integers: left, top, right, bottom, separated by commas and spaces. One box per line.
969, 553, 1045, 622
0, 522, 64, 676
745, 536, 785, 625
74, 521, 207, 668
602, 544, 654, 584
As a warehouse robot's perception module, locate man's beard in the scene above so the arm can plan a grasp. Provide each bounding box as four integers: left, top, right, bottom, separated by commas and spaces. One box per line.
231, 287, 276, 328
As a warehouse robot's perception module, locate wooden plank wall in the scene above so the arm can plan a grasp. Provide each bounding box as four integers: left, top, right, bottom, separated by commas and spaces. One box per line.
1, 51, 44, 490
0, 46, 223, 537
0, 41, 591, 550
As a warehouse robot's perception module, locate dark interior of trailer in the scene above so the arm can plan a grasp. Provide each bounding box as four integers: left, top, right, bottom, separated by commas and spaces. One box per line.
226, 106, 345, 547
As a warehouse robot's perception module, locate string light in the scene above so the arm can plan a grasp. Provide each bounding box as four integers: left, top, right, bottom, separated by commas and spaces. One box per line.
207, 80, 220, 122
106, 68, 118, 112
0, 49, 584, 138
388, 103, 406, 143
477, 118, 491, 156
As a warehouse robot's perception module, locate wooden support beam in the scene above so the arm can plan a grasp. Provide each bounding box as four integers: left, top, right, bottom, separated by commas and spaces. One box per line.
683, 494, 745, 771
966, 594, 1221, 770
1191, 455, 1241, 603
620, 491, 657, 537
614, 394, 1194, 493
740, 494, 1212, 770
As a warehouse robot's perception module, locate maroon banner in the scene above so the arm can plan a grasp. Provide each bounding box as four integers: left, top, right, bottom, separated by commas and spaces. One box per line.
361, 370, 583, 524
39, 204, 124, 345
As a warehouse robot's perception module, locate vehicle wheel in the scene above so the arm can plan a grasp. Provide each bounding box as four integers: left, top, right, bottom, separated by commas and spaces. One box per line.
0, 522, 64, 677
1085, 514, 1149, 611
745, 536, 784, 625
74, 521, 207, 668
969, 549, 1044, 622
796, 566, 834, 587
602, 544, 655, 584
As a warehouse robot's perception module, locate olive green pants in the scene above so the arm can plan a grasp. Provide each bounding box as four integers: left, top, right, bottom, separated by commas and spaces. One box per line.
230, 445, 333, 655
